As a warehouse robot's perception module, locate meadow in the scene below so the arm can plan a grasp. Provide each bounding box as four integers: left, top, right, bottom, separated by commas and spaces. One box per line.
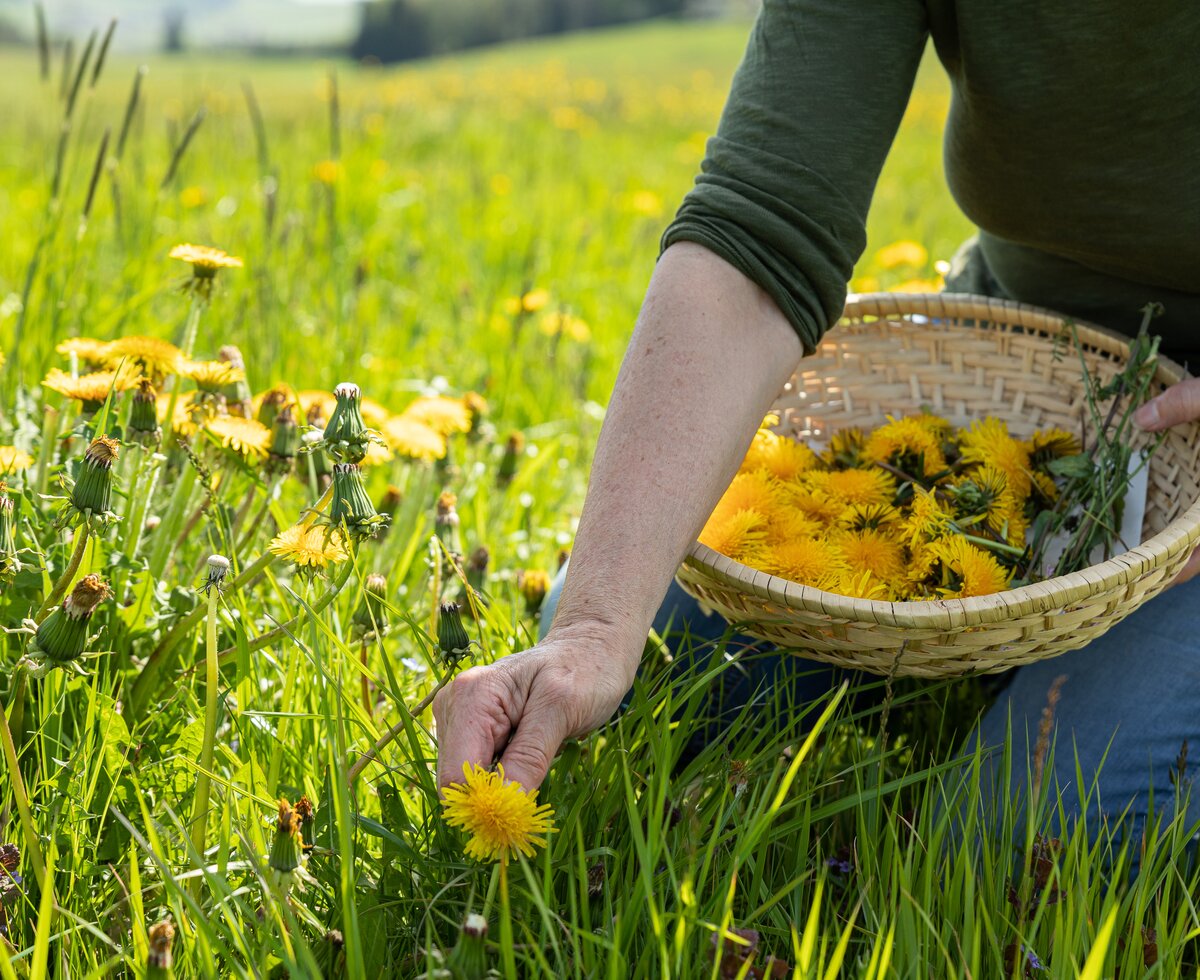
0, 17, 1195, 978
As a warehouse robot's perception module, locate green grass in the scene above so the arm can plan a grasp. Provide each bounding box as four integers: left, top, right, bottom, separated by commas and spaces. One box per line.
0, 19, 1195, 978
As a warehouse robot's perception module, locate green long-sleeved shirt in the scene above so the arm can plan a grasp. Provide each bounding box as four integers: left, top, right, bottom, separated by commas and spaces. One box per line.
661, 0, 1200, 363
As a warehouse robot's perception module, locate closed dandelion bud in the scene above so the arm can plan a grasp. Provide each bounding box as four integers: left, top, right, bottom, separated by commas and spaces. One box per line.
217, 346, 253, 416
202, 554, 230, 596
437, 600, 472, 664
466, 547, 489, 593
353, 573, 389, 632
33, 574, 112, 666
269, 405, 299, 471
446, 913, 489, 980
435, 491, 462, 555
463, 391, 489, 438
147, 919, 176, 979
302, 429, 332, 480
331, 463, 388, 539
71, 436, 120, 520
269, 799, 304, 882
257, 385, 291, 429
295, 796, 316, 853
378, 484, 403, 517
497, 432, 524, 486
323, 382, 370, 464
129, 379, 162, 446
518, 569, 550, 617
0, 484, 19, 580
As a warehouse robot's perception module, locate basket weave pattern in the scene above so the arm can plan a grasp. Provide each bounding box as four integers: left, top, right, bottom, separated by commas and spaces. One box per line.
676, 293, 1200, 677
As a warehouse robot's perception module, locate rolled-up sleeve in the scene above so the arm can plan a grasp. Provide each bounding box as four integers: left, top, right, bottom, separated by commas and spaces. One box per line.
661, 0, 929, 353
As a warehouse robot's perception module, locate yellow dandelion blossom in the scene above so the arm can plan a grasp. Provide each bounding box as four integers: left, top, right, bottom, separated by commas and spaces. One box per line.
296, 389, 336, 423
760, 537, 846, 589
0, 447, 34, 474
834, 528, 907, 583
763, 509, 824, 546
742, 431, 819, 482
699, 509, 767, 563
710, 472, 784, 526
959, 418, 1033, 497
441, 762, 555, 865
206, 416, 272, 461
835, 569, 892, 601
909, 411, 953, 439
901, 487, 954, 547
837, 503, 902, 531
539, 311, 591, 342
400, 396, 472, 437
360, 440, 394, 467
822, 426, 867, 469
169, 243, 244, 274
182, 359, 244, 391
1030, 470, 1058, 503
864, 416, 947, 479
157, 391, 203, 436
55, 337, 110, 366
503, 288, 551, 316
874, 239, 928, 270
1025, 427, 1081, 463
312, 159, 341, 184
103, 336, 183, 378
823, 467, 896, 507
950, 465, 1026, 546
360, 396, 391, 429
269, 525, 350, 569
41, 368, 138, 406
930, 536, 1013, 598
780, 480, 847, 526
382, 416, 446, 461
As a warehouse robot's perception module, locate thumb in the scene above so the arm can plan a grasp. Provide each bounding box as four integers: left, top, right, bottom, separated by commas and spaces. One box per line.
495, 684, 571, 792
1135, 378, 1200, 431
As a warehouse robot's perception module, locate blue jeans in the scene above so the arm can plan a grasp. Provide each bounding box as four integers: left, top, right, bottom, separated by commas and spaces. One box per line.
540, 566, 1200, 843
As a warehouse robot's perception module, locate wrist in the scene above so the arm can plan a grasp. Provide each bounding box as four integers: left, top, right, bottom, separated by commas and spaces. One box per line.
542, 615, 646, 679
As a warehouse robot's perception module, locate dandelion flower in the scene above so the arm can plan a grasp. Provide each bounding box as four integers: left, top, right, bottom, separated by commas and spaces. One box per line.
763, 509, 823, 546
959, 418, 1034, 497
864, 416, 947, 480
834, 528, 906, 583
503, 288, 550, 316
835, 569, 892, 601
710, 472, 783, 526
761, 537, 845, 589
206, 416, 272, 461
41, 368, 137, 411
699, 509, 767, 563
382, 416, 446, 461
822, 426, 868, 469
780, 481, 847, 526
55, 337, 110, 366
360, 440, 394, 467
103, 336, 183, 379
441, 762, 555, 865
401, 396, 472, 437
360, 396, 391, 429
538, 311, 591, 342
742, 431, 818, 482
157, 391, 203, 437
823, 467, 896, 507
0, 447, 34, 475
269, 525, 350, 569
1025, 427, 1081, 464
837, 502, 902, 531
929, 536, 1012, 598
901, 487, 954, 547
296, 389, 336, 423
182, 358, 244, 392
169, 243, 243, 277
874, 239, 928, 270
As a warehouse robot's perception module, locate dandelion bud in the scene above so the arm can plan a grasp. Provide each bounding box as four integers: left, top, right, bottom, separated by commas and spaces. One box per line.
436, 600, 472, 664
466, 547, 489, 594
147, 918, 176, 979
217, 345, 253, 416
331, 463, 388, 539
435, 491, 463, 556
353, 573, 389, 633
32, 574, 111, 667
268, 405, 299, 472
0, 484, 20, 581
269, 799, 304, 886
518, 569, 551, 617
301, 428, 332, 482
256, 385, 291, 429
323, 382, 371, 464
295, 796, 316, 853
463, 391, 489, 435
497, 432, 525, 486
71, 436, 120, 521
446, 913, 490, 980
129, 379, 162, 446
318, 929, 346, 978
202, 554, 230, 595
378, 484, 403, 517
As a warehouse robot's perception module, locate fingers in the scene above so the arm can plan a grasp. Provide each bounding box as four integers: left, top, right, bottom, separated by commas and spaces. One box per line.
495, 682, 571, 792
433, 665, 517, 794
1135, 378, 1200, 431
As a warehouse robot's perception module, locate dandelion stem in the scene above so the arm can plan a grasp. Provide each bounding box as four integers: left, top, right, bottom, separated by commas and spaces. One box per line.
36, 523, 91, 623
188, 582, 221, 896
0, 670, 46, 892
345, 672, 455, 786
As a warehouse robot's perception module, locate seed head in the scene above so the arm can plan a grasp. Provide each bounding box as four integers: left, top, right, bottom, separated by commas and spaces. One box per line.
202, 554, 231, 595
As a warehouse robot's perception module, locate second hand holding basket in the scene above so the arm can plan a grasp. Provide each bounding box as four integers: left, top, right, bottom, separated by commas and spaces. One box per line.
676, 293, 1200, 678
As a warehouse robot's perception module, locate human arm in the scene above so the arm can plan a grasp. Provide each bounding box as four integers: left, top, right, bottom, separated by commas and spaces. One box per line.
1135, 381, 1200, 584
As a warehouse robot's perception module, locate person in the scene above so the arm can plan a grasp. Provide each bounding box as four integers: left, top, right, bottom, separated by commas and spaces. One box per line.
433, 0, 1200, 841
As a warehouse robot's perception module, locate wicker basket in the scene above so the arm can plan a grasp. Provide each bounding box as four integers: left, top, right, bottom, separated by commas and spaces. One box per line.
676, 293, 1200, 678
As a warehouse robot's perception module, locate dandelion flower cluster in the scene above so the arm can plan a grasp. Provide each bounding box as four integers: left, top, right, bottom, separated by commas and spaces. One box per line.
700, 413, 1080, 600
441, 762, 555, 864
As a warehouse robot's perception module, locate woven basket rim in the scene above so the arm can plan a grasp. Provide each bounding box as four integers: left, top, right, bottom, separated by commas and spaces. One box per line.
683, 292, 1200, 631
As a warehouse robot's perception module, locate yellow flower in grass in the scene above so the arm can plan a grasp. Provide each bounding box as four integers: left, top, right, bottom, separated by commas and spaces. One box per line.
742, 430, 819, 482
103, 336, 183, 379
401, 396, 472, 437
0, 447, 34, 474
295, 389, 336, 421
56, 337, 110, 366
700, 509, 767, 563
157, 391, 202, 436
874, 239, 928, 270
958, 418, 1034, 498
929, 536, 1012, 598
360, 396, 391, 429
539, 311, 591, 343
503, 289, 551, 316
269, 524, 350, 569
206, 416, 272, 461
761, 537, 846, 590
182, 359, 244, 392
442, 762, 555, 865
864, 416, 947, 480
382, 416, 446, 461
834, 528, 907, 584
41, 368, 138, 408
169, 243, 243, 275
360, 440, 394, 467
823, 467, 896, 508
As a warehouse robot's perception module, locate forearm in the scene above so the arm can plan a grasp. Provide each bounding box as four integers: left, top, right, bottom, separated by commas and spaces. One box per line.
547, 241, 804, 664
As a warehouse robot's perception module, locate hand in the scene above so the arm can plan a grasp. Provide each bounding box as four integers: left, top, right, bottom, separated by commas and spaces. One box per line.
432, 622, 639, 793
1135, 379, 1200, 585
